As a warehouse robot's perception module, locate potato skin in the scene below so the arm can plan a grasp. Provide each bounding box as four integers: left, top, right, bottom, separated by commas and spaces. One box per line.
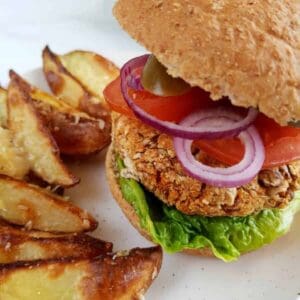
0, 222, 112, 263
60, 50, 119, 102
0, 87, 7, 127
3, 72, 110, 156
42, 46, 115, 155
42, 46, 113, 119
0, 247, 162, 300
8, 71, 79, 187
33, 99, 110, 156
0, 175, 98, 233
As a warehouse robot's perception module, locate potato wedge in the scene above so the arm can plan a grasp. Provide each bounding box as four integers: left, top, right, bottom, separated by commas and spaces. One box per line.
0, 176, 97, 233
0, 87, 7, 127
7, 71, 78, 186
36, 102, 110, 155
42, 46, 115, 120
60, 50, 119, 102
0, 222, 112, 263
0, 127, 29, 179
6, 73, 111, 155
0, 247, 162, 300
0, 87, 31, 180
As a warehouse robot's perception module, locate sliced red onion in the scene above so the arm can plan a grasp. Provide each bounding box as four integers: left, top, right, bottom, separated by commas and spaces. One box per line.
173, 114, 265, 188
120, 55, 258, 140
127, 74, 143, 91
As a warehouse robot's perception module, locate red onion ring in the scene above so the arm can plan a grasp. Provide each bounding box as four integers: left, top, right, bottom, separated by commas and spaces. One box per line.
120, 55, 258, 140
173, 113, 265, 188
127, 73, 143, 91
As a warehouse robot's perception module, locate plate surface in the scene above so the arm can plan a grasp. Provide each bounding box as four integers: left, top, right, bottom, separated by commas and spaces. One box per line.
21, 68, 300, 300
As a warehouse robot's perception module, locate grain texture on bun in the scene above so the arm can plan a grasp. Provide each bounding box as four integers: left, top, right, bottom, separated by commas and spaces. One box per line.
114, 0, 300, 126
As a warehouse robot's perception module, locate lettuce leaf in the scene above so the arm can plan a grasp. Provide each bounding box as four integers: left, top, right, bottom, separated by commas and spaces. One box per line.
116, 157, 300, 262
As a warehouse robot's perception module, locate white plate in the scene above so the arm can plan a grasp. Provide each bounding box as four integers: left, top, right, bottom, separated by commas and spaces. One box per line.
1, 0, 297, 298
20, 68, 300, 300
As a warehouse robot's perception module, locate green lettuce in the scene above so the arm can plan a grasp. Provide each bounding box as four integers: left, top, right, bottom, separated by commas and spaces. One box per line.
116, 157, 300, 262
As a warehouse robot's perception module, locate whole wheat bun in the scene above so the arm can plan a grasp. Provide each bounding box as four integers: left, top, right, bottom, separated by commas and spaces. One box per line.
114, 0, 300, 126
105, 144, 214, 257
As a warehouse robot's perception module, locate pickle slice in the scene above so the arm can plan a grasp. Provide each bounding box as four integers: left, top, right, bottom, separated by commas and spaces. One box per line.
141, 55, 191, 96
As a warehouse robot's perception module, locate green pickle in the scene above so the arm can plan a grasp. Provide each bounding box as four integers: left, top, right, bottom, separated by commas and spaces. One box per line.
141, 55, 191, 96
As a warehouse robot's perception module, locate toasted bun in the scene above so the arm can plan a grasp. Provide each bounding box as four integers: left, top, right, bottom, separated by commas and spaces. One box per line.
114, 0, 300, 126
105, 144, 214, 257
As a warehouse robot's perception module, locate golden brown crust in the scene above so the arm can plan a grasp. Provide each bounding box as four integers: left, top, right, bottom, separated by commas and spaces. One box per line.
8, 71, 79, 186
0, 247, 163, 300
42, 46, 113, 121
105, 144, 214, 258
0, 222, 112, 263
114, 0, 300, 125
112, 114, 300, 217
0, 175, 98, 233
60, 50, 119, 104
6, 72, 110, 156
33, 99, 110, 156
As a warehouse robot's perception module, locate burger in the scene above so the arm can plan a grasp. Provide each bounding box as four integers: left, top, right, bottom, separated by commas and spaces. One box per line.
104, 0, 300, 261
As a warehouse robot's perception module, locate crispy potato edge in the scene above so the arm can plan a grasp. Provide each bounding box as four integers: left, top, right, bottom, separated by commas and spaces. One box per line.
9, 72, 110, 156
42, 45, 112, 121
0, 246, 162, 299
8, 71, 79, 187
0, 223, 112, 263
0, 175, 98, 233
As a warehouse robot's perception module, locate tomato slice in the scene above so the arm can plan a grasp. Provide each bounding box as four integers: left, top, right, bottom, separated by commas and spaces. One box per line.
104, 77, 215, 122
195, 116, 300, 168
104, 76, 300, 169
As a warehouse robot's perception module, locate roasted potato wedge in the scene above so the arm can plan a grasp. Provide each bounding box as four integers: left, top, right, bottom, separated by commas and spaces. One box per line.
4, 73, 111, 155
0, 87, 30, 180
0, 87, 7, 127
0, 127, 29, 179
0, 222, 112, 263
7, 71, 78, 186
42, 46, 116, 120
0, 247, 162, 300
59, 50, 119, 102
36, 103, 110, 155
0, 86, 30, 179
0, 176, 97, 233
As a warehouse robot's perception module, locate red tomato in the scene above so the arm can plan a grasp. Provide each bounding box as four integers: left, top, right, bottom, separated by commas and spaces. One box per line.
104, 77, 214, 122
195, 115, 300, 168
104, 77, 300, 169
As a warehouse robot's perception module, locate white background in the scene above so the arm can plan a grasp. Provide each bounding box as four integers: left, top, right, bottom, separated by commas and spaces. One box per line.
0, 1, 300, 299
0, 0, 143, 83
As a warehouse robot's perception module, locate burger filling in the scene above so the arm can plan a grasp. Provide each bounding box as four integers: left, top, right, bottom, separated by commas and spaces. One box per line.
104, 55, 300, 261
116, 155, 300, 262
